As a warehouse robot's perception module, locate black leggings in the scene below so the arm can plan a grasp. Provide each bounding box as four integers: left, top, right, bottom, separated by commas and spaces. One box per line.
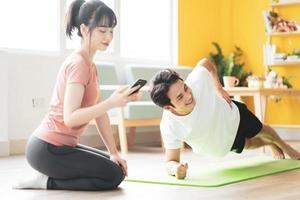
25, 136, 124, 191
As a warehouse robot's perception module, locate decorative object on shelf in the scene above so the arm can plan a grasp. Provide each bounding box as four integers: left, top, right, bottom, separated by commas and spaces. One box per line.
223, 76, 239, 88
247, 75, 265, 88
264, 70, 279, 88
262, 10, 298, 33
262, 10, 273, 33
208, 42, 252, 87
282, 76, 294, 88
286, 55, 299, 61
264, 70, 294, 102
264, 70, 293, 88
263, 43, 276, 65
264, 44, 300, 66
270, 11, 297, 32
247, 70, 293, 89
293, 48, 300, 56
273, 52, 288, 62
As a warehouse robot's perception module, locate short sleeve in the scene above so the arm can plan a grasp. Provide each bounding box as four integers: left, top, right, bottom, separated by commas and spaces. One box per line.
66, 62, 90, 86
160, 121, 183, 150
186, 66, 214, 91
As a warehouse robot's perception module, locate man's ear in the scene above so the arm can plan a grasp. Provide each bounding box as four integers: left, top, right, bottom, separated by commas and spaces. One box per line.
163, 105, 170, 111
164, 104, 180, 115
164, 105, 175, 112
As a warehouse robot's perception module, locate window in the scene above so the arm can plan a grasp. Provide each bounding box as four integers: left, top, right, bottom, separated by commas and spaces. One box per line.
120, 0, 172, 62
0, 0, 59, 51
0, 0, 177, 64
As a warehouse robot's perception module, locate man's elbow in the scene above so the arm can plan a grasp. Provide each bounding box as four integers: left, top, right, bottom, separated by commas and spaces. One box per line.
196, 58, 213, 72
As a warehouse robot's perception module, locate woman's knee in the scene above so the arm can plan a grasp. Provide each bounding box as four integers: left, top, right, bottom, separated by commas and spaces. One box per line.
111, 165, 125, 187
111, 172, 125, 188
97, 167, 124, 190
97, 160, 125, 189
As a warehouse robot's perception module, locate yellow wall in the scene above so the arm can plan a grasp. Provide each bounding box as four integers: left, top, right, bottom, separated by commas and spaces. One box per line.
179, 0, 300, 125
179, 0, 232, 66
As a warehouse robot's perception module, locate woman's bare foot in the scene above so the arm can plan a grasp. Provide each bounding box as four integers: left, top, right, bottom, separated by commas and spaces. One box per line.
269, 144, 285, 160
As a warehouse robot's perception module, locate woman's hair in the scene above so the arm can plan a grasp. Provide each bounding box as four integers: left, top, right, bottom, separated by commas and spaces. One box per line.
149, 69, 183, 108
65, 0, 117, 39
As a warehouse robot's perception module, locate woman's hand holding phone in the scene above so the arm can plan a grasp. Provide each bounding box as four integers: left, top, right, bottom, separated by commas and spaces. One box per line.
108, 85, 140, 107
107, 79, 147, 107
129, 79, 147, 95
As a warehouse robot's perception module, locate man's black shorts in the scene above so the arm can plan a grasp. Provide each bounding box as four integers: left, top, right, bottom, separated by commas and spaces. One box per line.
230, 100, 263, 153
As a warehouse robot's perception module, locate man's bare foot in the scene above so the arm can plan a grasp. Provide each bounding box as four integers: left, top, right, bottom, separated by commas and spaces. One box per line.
283, 144, 300, 160
259, 131, 300, 160
270, 144, 285, 160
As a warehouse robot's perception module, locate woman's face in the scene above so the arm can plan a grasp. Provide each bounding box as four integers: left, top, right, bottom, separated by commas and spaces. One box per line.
90, 27, 114, 51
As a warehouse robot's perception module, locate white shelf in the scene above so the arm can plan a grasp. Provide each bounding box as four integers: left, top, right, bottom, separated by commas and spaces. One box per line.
267, 60, 300, 66
271, 0, 300, 7
267, 31, 300, 37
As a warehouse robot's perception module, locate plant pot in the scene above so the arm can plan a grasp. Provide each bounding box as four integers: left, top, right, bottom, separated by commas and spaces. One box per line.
223, 76, 239, 88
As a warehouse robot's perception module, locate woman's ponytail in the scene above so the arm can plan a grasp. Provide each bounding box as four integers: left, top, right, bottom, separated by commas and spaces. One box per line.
65, 0, 85, 38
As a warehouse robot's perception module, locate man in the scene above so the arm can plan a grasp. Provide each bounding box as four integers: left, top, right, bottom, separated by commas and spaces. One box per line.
149, 58, 300, 179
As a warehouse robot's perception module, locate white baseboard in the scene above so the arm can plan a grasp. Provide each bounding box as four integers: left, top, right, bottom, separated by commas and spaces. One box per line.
0, 140, 10, 156
4, 126, 297, 156
9, 139, 27, 155
272, 125, 300, 140
4, 130, 161, 156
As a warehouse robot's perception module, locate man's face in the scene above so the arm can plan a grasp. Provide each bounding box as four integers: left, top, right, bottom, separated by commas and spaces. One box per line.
165, 79, 196, 115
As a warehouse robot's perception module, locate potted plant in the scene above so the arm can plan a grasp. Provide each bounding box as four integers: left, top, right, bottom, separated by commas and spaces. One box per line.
208, 42, 252, 87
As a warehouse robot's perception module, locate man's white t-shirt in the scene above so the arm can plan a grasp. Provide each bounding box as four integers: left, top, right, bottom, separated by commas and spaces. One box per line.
160, 66, 240, 157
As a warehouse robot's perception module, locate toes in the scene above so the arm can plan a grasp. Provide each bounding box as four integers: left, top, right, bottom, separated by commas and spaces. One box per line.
273, 153, 285, 160
270, 145, 285, 160
293, 154, 300, 160
289, 152, 300, 160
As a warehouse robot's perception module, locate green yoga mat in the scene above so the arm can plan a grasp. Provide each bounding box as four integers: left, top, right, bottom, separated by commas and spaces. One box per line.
125, 156, 300, 187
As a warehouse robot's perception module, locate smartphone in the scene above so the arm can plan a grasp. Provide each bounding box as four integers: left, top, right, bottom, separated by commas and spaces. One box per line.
129, 79, 147, 95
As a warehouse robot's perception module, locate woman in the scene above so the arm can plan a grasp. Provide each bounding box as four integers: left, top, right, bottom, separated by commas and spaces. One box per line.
14, 0, 139, 191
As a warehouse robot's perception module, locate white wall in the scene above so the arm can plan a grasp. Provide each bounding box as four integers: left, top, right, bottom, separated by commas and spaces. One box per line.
0, 51, 8, 141
6, 52, 64, 140
0, 52, 9, 156
0, 50, 160, 155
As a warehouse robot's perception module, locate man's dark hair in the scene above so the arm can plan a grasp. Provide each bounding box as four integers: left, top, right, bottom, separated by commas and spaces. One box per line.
149, 69, 183, 108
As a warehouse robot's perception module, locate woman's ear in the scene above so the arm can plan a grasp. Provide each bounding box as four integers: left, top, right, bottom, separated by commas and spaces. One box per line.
80, 24, 89, 38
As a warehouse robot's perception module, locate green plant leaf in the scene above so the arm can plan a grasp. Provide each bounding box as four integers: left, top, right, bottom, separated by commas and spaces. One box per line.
208, 42, 251, 86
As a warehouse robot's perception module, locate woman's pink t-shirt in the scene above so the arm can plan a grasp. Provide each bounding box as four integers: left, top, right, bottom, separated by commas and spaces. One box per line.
34, 53, 99, 146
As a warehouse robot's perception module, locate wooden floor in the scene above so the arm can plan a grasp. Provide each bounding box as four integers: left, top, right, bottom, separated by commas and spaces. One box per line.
1, 142, 300, 200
